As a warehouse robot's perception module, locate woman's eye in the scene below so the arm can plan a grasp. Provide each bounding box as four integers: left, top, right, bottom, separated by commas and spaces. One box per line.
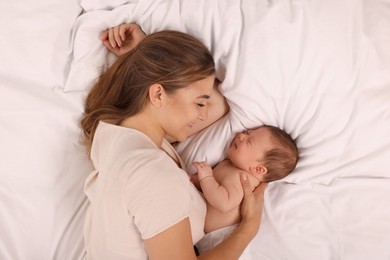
197, 103, 206, 107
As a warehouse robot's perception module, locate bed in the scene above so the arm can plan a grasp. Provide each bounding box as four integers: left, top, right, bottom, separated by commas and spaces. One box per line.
1, 0, 389, 259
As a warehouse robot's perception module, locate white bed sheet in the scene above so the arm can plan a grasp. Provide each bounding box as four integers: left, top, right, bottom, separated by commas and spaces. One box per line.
0, 1, 91, 259
1, 0, 389, 259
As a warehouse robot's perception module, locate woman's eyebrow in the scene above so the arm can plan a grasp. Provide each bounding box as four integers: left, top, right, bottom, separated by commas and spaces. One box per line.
196, 95, 210, 99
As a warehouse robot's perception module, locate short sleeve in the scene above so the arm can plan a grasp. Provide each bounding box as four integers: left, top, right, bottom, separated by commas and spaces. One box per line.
124, 152, 192, 239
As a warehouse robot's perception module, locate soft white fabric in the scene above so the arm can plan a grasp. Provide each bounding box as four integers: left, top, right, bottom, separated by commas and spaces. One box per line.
84, 122, 206, 259
175, 113, 235, 175
250, 178, 390, 260
0, 0, 82, 90
0, 1, 88, 259
1, 0, 390, 259
196, 224, 253, 260
80, 0, 136, 12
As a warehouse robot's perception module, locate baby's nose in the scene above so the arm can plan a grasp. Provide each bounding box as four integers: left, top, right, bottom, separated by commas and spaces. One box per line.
238, 133, 245, 141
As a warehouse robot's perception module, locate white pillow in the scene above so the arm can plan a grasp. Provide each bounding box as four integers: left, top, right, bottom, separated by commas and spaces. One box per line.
0, 0, 82, 89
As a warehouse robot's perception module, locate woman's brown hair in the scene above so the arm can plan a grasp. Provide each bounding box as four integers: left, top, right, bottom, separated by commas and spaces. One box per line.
80, 30, 215, 155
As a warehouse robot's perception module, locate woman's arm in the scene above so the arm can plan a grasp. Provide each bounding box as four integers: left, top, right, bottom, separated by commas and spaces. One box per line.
144, 174, 267, 260
199, 175, 267, 260
144, 218, 197, 260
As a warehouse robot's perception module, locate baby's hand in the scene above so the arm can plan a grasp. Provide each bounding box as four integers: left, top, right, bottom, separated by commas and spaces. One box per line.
192, 161, 213, 181
100, 23, 146, 57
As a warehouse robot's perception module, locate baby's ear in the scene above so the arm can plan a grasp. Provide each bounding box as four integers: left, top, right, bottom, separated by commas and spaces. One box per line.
249, 165, 268, 177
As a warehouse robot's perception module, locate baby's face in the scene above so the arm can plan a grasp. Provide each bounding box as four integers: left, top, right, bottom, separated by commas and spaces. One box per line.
227, 127, 274, 172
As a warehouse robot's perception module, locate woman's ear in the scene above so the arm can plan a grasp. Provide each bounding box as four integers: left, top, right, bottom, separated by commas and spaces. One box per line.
148, 83, 164, 107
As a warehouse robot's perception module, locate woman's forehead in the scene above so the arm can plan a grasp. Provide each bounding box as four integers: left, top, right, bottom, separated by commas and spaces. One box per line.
180, 77, 214, 97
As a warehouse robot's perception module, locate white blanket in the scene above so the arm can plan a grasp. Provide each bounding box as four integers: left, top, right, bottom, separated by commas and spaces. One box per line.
1, 0, 389, 259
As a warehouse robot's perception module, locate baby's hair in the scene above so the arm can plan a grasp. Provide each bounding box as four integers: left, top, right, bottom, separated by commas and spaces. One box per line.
260, 126, 299, 182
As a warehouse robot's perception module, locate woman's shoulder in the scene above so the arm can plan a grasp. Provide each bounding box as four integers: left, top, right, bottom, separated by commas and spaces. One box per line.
93, 121, 159, 157
93, 121, 176, 178
96, 121, 156, 146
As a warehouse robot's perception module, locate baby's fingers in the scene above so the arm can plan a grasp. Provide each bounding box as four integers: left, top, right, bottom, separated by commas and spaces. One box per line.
192, 161, 209, 168
192, 162, 202, 170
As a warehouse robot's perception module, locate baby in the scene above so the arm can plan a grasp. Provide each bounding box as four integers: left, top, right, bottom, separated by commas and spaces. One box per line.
191, 125, 299, 255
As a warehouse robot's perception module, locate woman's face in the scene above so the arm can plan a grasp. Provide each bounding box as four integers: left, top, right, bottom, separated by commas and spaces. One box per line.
162, 76, 215, 142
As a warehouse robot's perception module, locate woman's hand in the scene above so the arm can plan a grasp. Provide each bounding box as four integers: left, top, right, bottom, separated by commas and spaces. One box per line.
239, 174, 268, 236
100, 23, 146, 57
196, 175, 268, 259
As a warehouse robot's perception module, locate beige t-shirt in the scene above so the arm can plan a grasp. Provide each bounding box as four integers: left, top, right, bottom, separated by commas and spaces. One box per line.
83, 122, 206, 259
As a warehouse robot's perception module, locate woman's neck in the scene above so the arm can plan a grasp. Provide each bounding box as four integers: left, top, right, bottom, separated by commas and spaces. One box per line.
120, 112, 164, 148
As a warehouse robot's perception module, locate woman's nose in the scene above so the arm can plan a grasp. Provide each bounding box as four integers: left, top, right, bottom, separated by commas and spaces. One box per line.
198, 107, 208, 121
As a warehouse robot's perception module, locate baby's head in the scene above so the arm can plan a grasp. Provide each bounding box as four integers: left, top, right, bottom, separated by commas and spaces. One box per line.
227, 125, 299, 182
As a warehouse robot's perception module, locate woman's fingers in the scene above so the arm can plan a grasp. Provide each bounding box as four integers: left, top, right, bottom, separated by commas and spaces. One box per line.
240, 174, 267, 222
108, 28, 116, 48
253, 182, 268, 197
240, 174, 268, 199
100, 30, 108, 41
102, 39, 112, 51
240, 173, 252, 195
119, 24, 128, 41
113, 26, 122, 47
100, 24, 147, 56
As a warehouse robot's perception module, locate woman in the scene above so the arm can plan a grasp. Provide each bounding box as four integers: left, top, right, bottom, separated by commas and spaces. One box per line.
80, 23, 267, 260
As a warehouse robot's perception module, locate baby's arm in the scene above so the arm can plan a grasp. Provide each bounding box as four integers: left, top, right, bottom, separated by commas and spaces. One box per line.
192, 162, 243, 213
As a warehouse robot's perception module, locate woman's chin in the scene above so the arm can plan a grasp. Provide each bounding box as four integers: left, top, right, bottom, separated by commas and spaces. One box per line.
176, 135, 187, 143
